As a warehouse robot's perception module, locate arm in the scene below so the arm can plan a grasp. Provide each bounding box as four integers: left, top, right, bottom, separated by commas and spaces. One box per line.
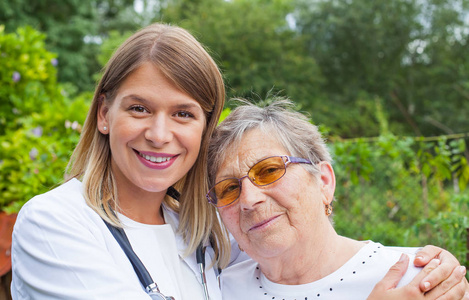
367, 254, 468, 300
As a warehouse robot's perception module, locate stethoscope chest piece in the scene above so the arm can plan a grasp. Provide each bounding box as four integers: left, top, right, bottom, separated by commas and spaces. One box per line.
148, 291, 175, 300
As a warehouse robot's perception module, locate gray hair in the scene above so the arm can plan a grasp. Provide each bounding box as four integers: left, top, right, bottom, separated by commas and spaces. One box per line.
207, 98, 332, 187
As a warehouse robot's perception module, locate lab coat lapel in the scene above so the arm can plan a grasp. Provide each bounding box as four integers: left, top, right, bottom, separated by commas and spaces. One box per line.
162, 205, 199, 274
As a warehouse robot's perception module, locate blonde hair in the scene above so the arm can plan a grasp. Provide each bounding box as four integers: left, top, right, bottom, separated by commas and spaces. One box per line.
66, 23, 230, 267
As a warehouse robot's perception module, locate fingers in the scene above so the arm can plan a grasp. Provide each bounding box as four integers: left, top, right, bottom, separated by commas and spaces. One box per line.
414, 245, 444, 267
366, 254, 410, 300
433, 277, 469, 300
425, 265, 467, 299
367, 257, 450, 300
418, 249, 461, 292
378, 254, 410, 290
408, 258, 442, 289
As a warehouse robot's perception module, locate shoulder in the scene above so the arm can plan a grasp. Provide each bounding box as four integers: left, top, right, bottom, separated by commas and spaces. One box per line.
18, 178, 85, 215
377, 243, 422, 287
353, 241, 421, 287
13, 178, 102, 239
221, 258, 259, 298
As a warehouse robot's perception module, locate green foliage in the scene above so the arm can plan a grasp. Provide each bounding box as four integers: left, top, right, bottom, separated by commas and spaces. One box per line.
219, 107, 232, 124
0, 26, 58, 134
0, 0, 139, 92
161, 0, 323, 109
3, 0, 469, 138
332, 133, 469, 267
0, 26, 89, 212
0, 1, 100, 92
293, 0, 469, 137
410, 193, 469, 266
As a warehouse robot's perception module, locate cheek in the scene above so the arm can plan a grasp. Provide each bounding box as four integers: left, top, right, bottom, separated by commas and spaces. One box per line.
273, 176, 316, 220
182, 124, 205, 152
220, 209, 243, 236
109, 121, 137, 148
272, 180, 303, 209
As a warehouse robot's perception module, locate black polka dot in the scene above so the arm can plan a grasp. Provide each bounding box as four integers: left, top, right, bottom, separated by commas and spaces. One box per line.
362, 261, 365, 264
340, 278, 344, 281
330, 288, 333, 291
317, 294, 320, 297
353, 271, 356, 274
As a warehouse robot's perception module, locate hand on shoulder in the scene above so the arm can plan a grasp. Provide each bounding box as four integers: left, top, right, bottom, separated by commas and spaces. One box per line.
368, 252, 468, 300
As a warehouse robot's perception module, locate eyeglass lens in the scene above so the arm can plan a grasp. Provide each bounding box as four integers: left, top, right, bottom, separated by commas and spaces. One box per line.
211, 156, 287, 207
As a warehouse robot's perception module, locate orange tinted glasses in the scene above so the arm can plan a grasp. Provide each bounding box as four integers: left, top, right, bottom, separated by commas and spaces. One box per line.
206, 156, 312, 208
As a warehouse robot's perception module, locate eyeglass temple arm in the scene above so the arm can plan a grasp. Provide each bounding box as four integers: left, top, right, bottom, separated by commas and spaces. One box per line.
287, 156, 313, 165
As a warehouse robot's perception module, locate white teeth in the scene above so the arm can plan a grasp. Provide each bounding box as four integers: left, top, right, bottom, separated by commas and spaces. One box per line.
139, 153, 171, 163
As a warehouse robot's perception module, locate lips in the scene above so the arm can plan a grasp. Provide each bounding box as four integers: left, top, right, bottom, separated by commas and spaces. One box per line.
138, 152, 172, 163
135, 150, 178, 169
248, 215, 281, 231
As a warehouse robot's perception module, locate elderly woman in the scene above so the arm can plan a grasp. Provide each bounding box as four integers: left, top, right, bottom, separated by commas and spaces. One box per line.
207, 99, 468, 300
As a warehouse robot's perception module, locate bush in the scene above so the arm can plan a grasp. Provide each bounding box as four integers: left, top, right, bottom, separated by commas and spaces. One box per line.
331, 134, 469, 267
0, 26, 89, 213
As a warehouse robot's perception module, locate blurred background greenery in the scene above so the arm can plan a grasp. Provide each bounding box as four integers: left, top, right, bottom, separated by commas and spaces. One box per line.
0, 0, 468, 268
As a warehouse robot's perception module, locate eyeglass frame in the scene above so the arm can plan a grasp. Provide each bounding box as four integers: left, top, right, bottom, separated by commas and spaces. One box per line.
206, 155, 313, 208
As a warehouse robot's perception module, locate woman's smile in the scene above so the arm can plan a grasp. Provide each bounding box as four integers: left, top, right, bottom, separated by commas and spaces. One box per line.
135, 150, 179, 169
248, 214, 282, 232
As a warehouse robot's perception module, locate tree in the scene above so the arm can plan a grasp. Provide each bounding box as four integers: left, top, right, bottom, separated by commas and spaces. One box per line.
293, 0, 420, 137
0, 0, 139, 92
293, 0, 469, 137
161, 0, 324, 110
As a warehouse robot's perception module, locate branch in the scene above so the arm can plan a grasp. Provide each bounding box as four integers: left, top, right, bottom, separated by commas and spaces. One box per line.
390, 90, 422, 136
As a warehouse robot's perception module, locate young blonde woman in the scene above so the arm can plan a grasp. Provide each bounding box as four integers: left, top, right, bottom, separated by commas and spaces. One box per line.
11, 23, 233, 300
11, 23, 467, 300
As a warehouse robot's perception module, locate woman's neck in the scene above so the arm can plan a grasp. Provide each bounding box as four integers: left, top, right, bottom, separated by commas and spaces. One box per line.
258, 231, 364, 285
117, 187, 167, 225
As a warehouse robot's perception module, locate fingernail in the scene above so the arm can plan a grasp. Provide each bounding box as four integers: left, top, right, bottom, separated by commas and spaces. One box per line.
399, 253, 407, 262
415, 256, 424, 261
423, 281, 431, 290
459, 265, 466, 275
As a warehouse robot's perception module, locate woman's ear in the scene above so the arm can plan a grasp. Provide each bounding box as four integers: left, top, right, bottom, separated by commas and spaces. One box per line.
97, 94, 109, 134
319, 162, 336, 205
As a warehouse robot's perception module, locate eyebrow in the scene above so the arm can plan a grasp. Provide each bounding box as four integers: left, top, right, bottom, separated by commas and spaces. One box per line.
122, 94, 203, 111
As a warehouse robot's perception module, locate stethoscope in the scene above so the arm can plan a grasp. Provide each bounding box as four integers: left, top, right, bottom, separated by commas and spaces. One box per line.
167, 187, 211, 300
196, 244, 210, 300
103, 186, 211, 300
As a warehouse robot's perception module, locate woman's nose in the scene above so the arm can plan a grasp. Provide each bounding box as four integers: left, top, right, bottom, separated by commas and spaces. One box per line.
144, 114, 173, 146
238, 177, 266, 210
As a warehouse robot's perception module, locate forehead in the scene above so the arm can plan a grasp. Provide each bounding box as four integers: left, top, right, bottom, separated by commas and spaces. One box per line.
217, 129, 289, 177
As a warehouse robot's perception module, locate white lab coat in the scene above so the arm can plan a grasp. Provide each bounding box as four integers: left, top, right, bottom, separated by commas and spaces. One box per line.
11, 178, 245, 300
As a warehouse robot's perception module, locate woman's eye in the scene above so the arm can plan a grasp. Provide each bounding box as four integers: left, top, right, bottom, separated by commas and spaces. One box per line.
219, 182, 240, 198
130, 105, 147, 113
175, 111, 194, 118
